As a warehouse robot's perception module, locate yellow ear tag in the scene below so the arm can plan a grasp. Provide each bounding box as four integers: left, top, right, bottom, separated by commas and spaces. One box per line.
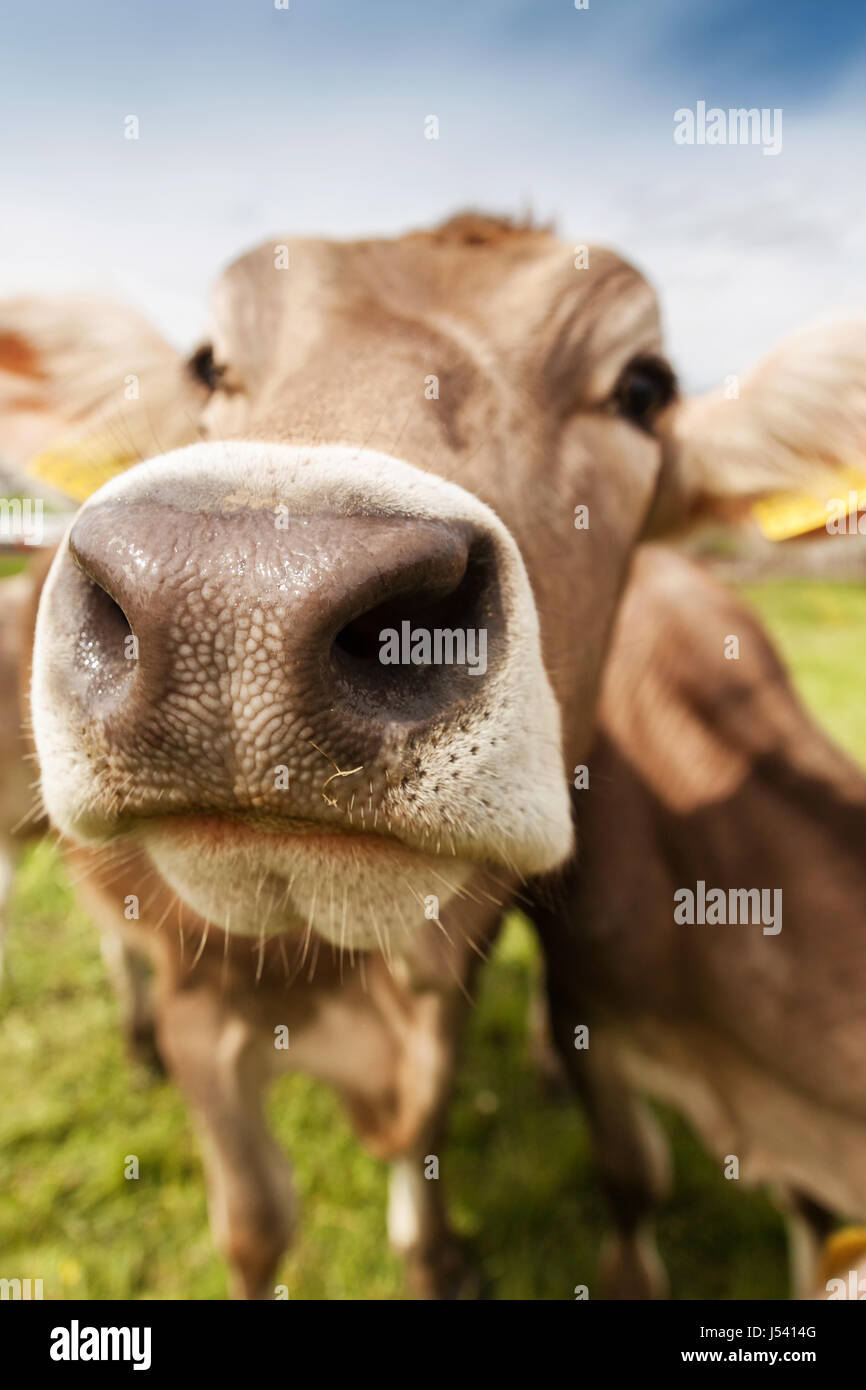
752, 466, 866, 542
28, 437, 140, 502
816, 1225, 866, 1286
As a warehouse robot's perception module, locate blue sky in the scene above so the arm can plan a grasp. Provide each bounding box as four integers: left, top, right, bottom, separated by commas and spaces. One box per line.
2, 0, 865, 386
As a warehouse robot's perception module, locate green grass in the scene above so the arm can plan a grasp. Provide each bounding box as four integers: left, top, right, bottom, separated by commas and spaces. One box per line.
742, 580, 866, 766
2, 576, 864, 1300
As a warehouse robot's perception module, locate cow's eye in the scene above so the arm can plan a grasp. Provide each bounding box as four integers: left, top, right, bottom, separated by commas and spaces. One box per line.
612, 355, 677, 432
188, 343, 226, 392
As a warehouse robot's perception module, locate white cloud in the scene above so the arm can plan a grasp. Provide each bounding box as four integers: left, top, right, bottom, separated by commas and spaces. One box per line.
1, 2, 864, 390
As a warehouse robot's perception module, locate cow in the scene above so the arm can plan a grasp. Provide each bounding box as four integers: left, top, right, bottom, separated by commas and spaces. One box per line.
532, 544, 866, 1299
4, 213, 866, 1297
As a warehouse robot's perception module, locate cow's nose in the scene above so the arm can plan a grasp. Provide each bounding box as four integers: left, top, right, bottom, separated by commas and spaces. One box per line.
61, 500, 501, 737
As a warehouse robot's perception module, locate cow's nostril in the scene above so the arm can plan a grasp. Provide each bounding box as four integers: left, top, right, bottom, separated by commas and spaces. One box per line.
75, 572, 136, 691
334, 576, 473, 663
331, 539, 499, 720
66, 525, 138, 698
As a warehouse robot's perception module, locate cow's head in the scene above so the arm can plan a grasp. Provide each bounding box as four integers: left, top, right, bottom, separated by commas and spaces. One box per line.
7, 215, 865, 949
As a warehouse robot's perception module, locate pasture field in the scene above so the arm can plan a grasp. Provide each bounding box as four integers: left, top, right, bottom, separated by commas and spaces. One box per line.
1, 576, 863, 1300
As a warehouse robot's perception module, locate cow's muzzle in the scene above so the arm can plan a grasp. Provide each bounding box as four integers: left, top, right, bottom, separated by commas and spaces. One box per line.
32, 444, 573, 943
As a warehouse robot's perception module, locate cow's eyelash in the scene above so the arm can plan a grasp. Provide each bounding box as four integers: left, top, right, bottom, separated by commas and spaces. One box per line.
188, 344, 227, 392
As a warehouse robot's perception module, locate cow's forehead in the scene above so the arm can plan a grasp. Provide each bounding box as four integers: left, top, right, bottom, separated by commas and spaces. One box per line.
209, 222, 657, 350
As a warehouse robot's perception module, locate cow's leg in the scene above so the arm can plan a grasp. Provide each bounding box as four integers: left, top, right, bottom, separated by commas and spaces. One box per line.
99, 932, 164, 1073
157, 985, 295, 1300
386, 1128, 479, 1300
547, 995, 671, 1299
526, 970, 570, 1095
339, 975, 481, 1300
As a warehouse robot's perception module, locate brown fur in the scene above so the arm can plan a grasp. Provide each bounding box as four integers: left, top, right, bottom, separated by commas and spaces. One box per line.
7, 218, 866, 1299
533, 546, 866, 1297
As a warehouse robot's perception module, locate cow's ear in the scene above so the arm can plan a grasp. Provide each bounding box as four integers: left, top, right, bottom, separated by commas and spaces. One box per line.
0, 296, 207, 500
645, 319, 866, 534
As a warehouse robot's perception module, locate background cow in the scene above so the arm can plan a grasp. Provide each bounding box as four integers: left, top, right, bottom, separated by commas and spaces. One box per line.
534, 545, 866, 1298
